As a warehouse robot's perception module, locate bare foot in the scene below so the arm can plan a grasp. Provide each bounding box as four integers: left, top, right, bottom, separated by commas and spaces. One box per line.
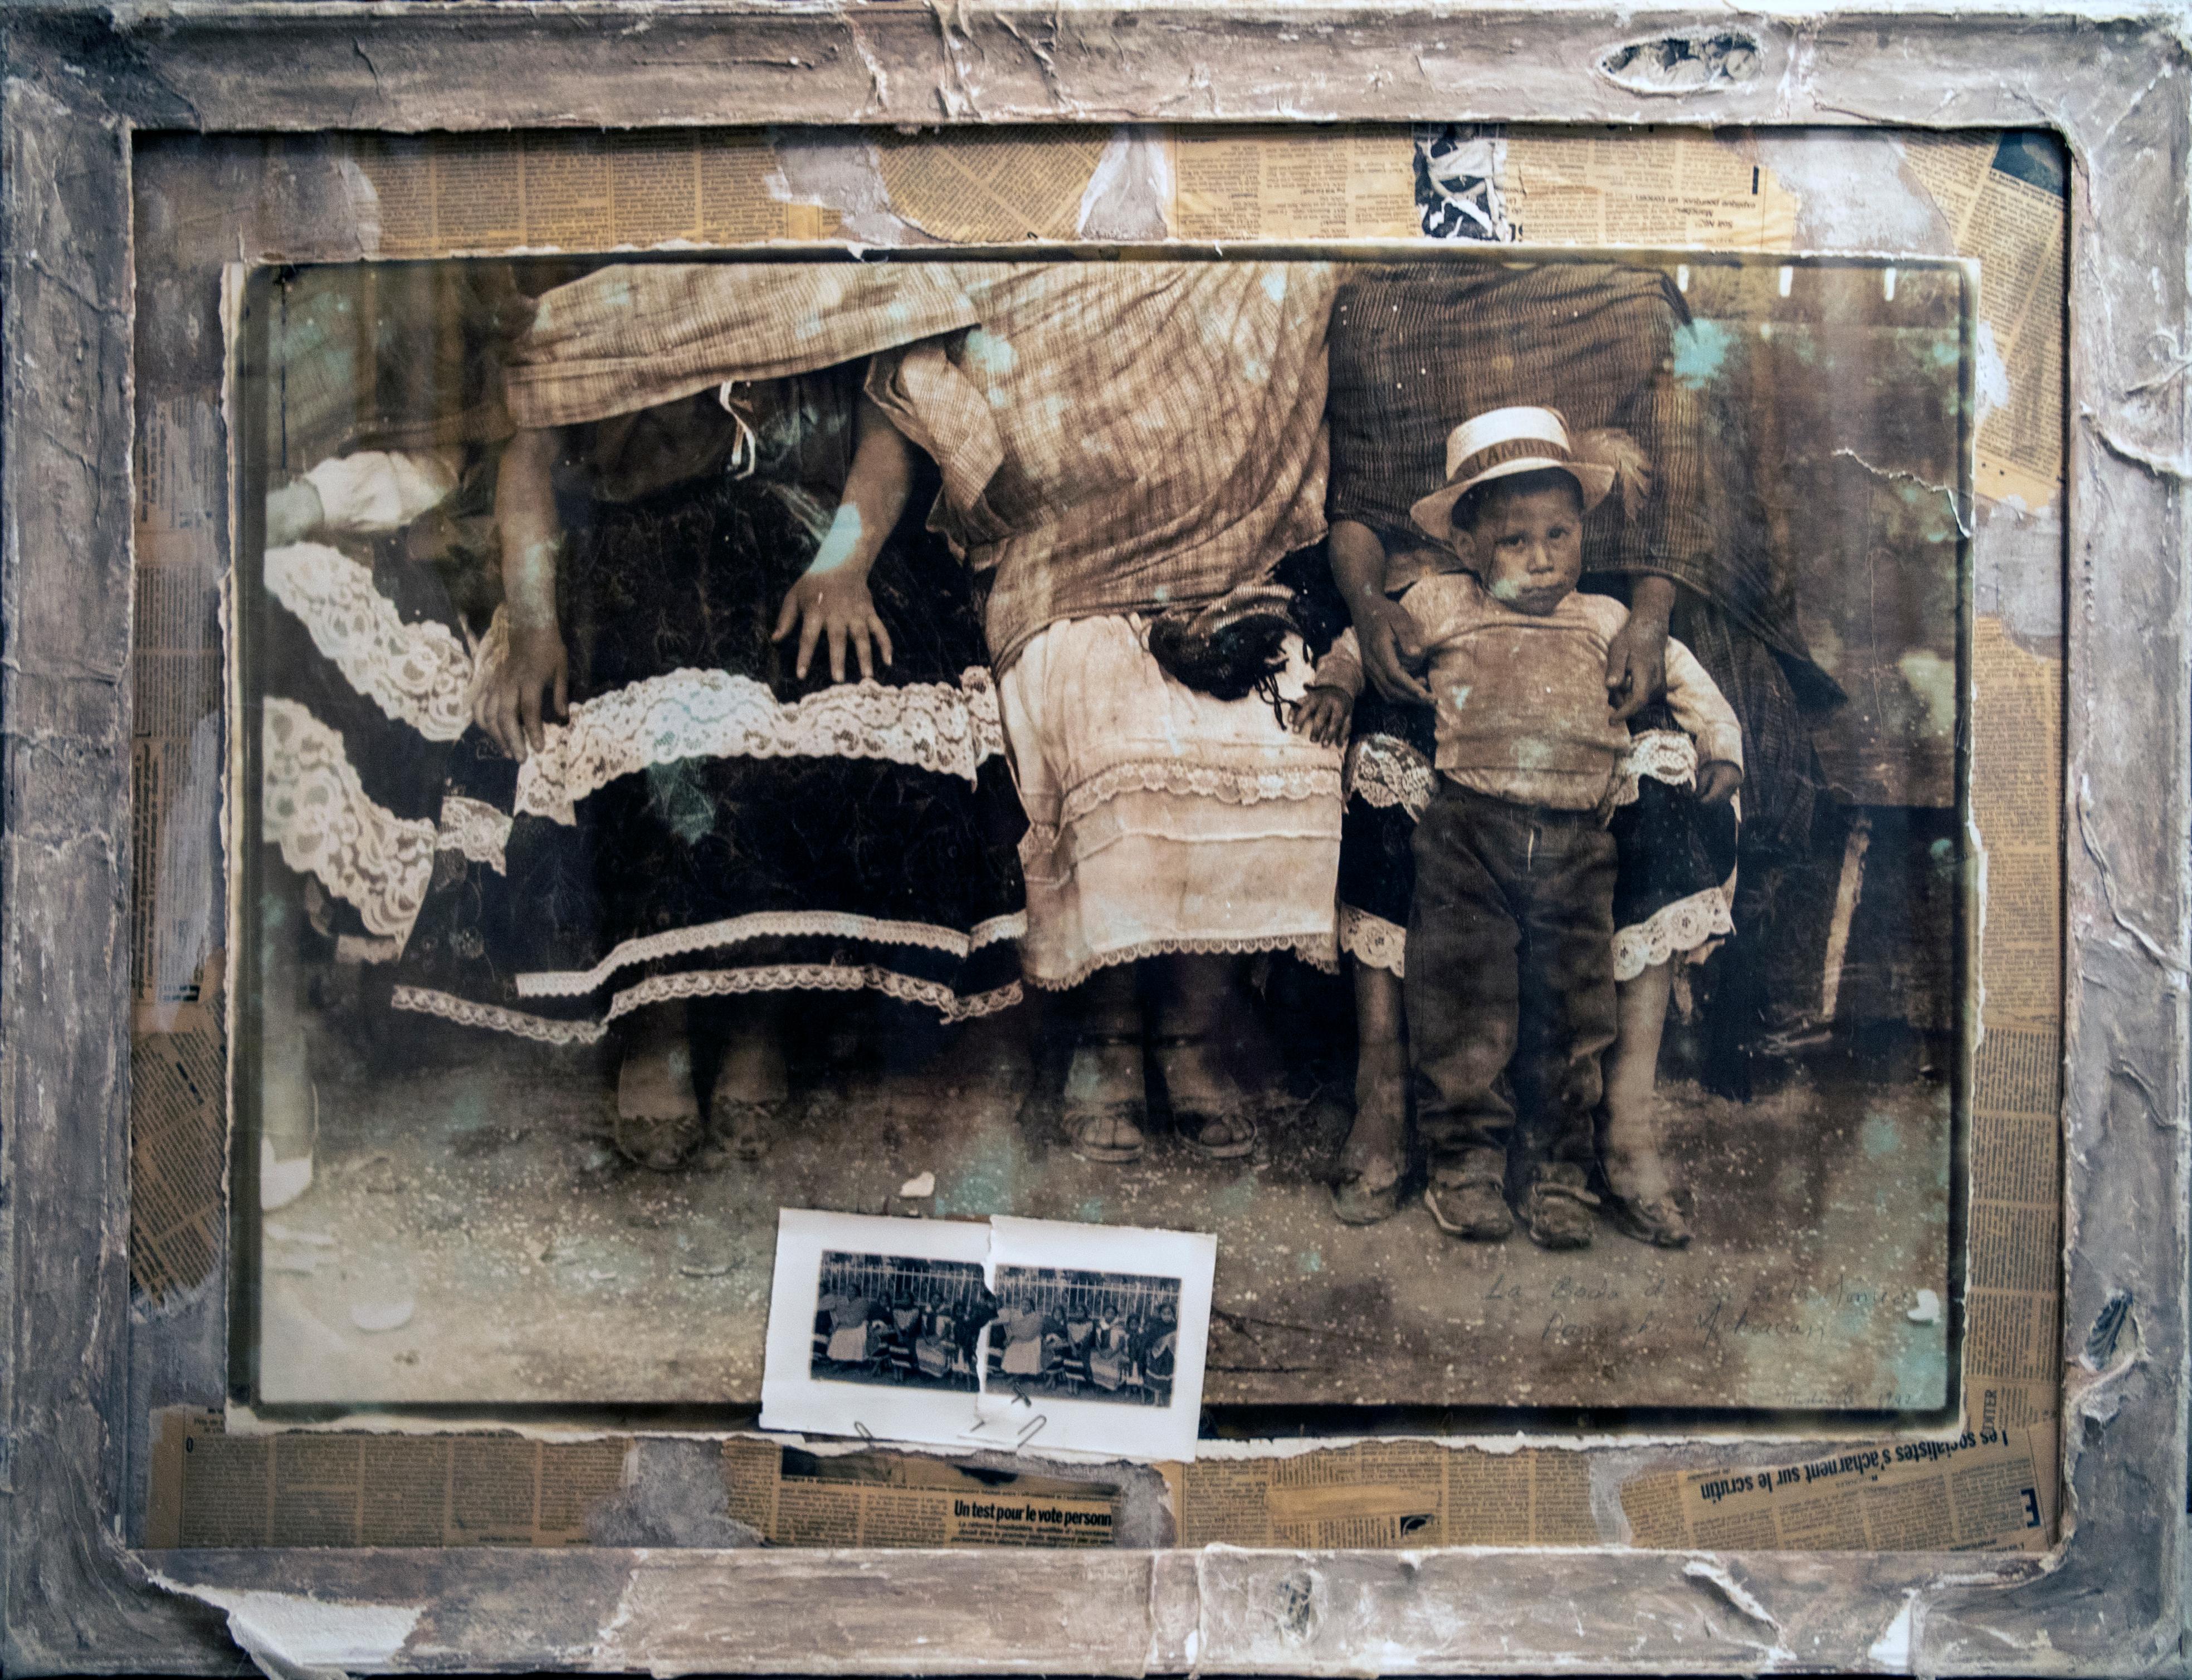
1341, 1038, 1409, 1190
613, 1004, 702, 1171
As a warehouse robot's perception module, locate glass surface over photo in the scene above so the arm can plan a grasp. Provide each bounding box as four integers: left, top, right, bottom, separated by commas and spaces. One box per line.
237, 248, 1968, 1412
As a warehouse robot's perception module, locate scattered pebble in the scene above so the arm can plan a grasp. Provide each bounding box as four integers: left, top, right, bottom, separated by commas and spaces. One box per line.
899, 1171, 936, 1198
350, 1297, 415, 1333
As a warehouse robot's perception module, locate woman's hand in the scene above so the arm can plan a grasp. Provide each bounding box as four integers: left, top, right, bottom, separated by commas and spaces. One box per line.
1354, 597, 1433, 706
773, 565, 895, 682
1606, 577, 1674, 722
1696, 760, 1742, 805
1292, 685, 1355, 747
477, 618, 568, 761
1329, 520, 1432, 706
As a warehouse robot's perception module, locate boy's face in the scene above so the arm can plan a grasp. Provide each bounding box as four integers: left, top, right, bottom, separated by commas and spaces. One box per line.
1465, 480, 1584, 616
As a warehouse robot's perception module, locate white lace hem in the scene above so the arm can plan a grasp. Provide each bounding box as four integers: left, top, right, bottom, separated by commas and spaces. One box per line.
394, 966, 1025, 1040
435, 795, 512, 875
1612, 729, 1700, 808
1024, 931, 1340, 992
265, 543, 473, 741
512, 662, 1007, 824
262, 699, 435, 941
1337, 905, 1407, 978
1344, 734, 1435, 822
513, 909, 1027, 998
1612, 885, 1735, 983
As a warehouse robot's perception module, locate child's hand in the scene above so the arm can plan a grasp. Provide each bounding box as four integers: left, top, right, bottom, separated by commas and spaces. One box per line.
1696, 760, 1742, 805
1292, 685, 1354, 746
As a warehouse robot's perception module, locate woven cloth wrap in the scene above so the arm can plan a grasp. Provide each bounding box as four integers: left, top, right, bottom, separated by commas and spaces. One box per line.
505, 260, 1339, 672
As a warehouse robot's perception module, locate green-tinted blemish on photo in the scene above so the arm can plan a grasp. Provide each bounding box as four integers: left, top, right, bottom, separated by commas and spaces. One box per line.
935, 1134, 1021, 1218
646, 761, 717, 846
1297, 1248, 1324, 1275
1211, 1177, 1256, 1219
1862, 1114, 1902, 1158
1671, 318, 1736, 389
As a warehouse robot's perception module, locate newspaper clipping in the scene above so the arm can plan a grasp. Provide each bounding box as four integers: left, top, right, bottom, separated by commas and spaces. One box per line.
722, 1438, 1121, 1548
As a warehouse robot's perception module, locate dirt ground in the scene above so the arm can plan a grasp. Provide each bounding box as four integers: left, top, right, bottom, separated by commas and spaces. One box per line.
255, 982, 1952, 1414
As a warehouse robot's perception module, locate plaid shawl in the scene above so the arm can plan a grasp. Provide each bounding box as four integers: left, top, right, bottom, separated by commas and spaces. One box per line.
502, 261, 988, 429
505, 260, 1336, 670
867, 261, 1337, 667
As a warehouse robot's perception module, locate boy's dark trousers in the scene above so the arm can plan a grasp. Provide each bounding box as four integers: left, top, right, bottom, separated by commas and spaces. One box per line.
1405, 782, 1619, 1194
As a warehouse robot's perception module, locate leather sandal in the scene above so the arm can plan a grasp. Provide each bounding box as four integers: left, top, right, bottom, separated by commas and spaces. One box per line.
1062, 1031, 1148, 1164
1149, 1033, 1257, 1160
1602, 1187, 1693, 1248
609, 1106, 704, 1173
710, 1093, 794, 1163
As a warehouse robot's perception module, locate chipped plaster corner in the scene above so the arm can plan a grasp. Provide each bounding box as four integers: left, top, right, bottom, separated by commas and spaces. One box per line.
147, 1576, 422, 1680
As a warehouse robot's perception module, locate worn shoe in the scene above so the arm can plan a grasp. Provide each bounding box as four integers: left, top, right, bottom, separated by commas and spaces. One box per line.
1604, 1189, 1692, 1248
1424, 1171, 1514, 1241
610, 1107, 704, 1173
1520, 1164, 1601, 1250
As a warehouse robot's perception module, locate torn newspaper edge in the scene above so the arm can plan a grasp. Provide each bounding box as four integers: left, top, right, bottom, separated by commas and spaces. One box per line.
761, 1210, 1215, 1462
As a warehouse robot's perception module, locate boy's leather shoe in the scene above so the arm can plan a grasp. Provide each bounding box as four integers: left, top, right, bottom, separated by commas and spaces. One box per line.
1425, 1154, 1514, 1241
1520, 1163, 1600, 1249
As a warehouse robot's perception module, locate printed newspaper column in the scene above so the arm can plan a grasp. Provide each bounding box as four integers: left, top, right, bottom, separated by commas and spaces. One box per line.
1168, 128, 1420, 240
130, 392, 231, 1300
871, 130, 1112, 243
1902, 135, 2068, 509
721, 1439, 1121, 1548
1497, 128, 1799, 250
1166, 1445, 1595, 1547
145, 1408, 632, 1546
1964, 614, 2064, 1521
1620, 1430, 2051, 1552
350, 133, 839, 256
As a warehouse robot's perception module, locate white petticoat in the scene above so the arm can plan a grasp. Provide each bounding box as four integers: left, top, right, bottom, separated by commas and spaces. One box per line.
998, 614, 1344, 988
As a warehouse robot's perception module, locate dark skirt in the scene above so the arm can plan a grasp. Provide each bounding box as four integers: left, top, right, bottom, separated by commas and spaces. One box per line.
389, 470, 1027, 1043
1336, 699, 1734, 982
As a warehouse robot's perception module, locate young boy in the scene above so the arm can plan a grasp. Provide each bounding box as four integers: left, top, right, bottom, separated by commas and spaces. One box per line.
1297, 407, 1741, 1248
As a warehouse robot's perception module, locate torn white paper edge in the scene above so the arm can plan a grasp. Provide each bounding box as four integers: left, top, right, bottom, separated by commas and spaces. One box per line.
759, 1209, 1215, 1462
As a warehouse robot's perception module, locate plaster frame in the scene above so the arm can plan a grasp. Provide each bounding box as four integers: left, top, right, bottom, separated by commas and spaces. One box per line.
2, 2, 2186, 1673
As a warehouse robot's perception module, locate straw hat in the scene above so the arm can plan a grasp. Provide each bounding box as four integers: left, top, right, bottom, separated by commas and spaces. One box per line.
1409, 405, 1619, 545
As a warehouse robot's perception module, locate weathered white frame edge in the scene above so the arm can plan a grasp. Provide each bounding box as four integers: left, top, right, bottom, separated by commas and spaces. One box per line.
2, 2, 2184, 1673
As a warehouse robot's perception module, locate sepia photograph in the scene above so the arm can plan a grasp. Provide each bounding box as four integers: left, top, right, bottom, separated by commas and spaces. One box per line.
241, 246, 1967, 1414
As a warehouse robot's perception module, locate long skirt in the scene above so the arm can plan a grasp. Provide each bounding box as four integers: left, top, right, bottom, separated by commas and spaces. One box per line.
998, 613, 1343, 989
1336, 698, 1735, 983
388, 472, 1027, 1043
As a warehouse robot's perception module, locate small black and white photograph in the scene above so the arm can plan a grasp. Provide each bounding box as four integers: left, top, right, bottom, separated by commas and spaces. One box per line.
985, 1265, 1182, 1408
763, 1211, 1214, 1457
810, 1252, 989, 1393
